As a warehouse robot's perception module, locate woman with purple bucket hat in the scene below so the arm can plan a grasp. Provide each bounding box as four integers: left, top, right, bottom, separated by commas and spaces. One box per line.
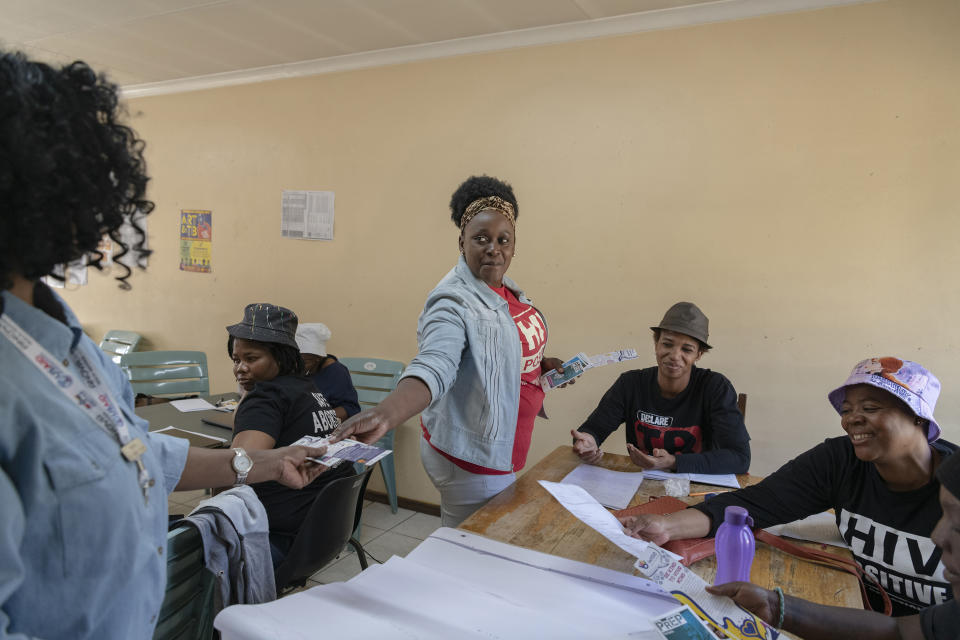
621, 357, 956, 616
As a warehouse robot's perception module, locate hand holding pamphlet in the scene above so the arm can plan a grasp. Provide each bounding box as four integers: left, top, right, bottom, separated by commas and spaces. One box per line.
539, 348, 640, 391
292, 434, 392, 468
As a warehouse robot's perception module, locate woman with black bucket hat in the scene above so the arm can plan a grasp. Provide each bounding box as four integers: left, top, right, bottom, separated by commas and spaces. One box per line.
573, 301, 751, 475
226, 303, 352, 565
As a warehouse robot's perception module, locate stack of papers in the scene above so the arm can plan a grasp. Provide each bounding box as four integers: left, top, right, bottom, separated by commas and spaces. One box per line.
215, 528, 678, 640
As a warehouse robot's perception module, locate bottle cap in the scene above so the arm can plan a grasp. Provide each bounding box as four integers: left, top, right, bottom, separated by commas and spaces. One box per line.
723, 505, 754, 527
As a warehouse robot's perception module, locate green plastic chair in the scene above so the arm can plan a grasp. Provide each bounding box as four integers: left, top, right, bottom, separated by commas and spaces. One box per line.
339, 357, 404, 513
99, 330, 142, 364
153, 525, 215, 640
120, 350, 210, 397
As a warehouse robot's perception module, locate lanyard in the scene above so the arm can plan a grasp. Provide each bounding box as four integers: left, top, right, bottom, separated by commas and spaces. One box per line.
0, 313, 153, 503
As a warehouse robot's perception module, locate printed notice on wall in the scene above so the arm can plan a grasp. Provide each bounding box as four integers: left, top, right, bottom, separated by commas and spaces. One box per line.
281, 190, 334, 240
179, 209, 212, 273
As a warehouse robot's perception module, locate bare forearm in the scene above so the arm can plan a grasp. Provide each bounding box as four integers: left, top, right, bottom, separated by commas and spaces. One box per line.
664, 509, 712, 540
175, 447, 283, 490
782, 595, 908, 640
377, 377, 432, 430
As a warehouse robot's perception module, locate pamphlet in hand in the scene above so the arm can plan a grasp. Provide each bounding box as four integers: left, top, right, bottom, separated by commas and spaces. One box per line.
292, 435, 392, 468
539, 353, 590, 390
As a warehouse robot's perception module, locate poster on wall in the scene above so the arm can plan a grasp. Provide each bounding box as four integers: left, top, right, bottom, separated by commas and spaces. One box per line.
281, 190, 334, 240
179, 209, 212, 273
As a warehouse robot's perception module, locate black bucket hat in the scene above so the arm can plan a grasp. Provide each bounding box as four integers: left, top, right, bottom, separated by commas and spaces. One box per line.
650, 302, 711, 349
226, 303, 299, 349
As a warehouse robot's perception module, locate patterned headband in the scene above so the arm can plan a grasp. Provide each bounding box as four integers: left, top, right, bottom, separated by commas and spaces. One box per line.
459, 196, 516, 231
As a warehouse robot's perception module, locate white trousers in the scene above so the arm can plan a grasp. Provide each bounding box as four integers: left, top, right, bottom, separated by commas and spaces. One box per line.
419, 436, 516, 528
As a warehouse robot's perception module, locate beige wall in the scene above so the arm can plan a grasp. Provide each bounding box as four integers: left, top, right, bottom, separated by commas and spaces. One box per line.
62, 0, 960, 504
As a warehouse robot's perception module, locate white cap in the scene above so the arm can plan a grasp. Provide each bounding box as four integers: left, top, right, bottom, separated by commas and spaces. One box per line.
295, 322, 331, 356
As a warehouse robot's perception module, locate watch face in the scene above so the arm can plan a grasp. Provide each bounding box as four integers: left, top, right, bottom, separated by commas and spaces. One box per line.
233, 453, 253, 473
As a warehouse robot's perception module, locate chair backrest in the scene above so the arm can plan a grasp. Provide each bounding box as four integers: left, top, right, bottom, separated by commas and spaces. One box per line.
274, 467, 373, 591
120, 350, 210, 396
338, 358, 405, 409
737, 393, 747, 418
153, 525, 215, 640
100, 330, 143, 364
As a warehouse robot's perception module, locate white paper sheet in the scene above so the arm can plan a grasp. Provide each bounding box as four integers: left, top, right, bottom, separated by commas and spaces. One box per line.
561, 463, 644, 509
281, 189, 334, 240
169, 397, 217, 412
538, 481, 680, 562
764, 511, 845, 547
153, 426, 227, 443
215, 528, 680, 640
643, 469, 741, 490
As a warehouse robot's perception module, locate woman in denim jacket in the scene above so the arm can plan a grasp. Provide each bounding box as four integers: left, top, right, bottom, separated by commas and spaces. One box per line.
334, 176, 569, 526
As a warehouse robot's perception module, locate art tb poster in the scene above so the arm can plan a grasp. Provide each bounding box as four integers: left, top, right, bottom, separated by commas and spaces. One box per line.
179, 209, 212, 273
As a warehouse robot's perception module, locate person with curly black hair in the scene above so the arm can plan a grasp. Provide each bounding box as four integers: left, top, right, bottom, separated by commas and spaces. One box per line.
333, 175, 571, 526
0, 51, 326, 639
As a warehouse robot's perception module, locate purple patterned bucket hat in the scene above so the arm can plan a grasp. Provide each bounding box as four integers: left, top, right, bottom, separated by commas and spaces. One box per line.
827, 357, 941, 442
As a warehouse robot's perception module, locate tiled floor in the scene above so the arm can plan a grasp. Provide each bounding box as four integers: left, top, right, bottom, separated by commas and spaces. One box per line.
167, 491, 442, 592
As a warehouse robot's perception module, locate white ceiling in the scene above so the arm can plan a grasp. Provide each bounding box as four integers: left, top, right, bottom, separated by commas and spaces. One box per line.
1, 0, 874, 97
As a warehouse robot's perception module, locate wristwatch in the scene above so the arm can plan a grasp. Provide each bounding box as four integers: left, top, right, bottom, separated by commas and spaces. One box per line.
231, 448, 253, 485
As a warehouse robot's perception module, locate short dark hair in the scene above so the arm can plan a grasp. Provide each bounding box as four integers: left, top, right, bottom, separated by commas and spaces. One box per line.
449, 175, 519, 228
652, 328, 711, 354
0, 51, 153, 290
227, 335, 305, 378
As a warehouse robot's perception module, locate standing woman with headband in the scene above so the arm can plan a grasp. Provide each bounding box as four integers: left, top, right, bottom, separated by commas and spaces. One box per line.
333, 175, 570, 526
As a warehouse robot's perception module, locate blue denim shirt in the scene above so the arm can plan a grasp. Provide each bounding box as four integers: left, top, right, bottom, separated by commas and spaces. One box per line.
0, 288, 189, 639
403, 257, 542, 471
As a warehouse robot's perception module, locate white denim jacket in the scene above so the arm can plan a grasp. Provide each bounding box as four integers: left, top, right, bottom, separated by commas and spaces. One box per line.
403, 256, 543, 472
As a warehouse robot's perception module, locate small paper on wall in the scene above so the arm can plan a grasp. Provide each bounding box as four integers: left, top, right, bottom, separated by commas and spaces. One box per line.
281, 190, 334, 240
179, 209, 212, 273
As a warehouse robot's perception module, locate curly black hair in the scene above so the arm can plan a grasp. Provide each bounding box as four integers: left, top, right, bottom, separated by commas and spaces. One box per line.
0, 51, 153, 290
449, 175, 519, 228
227, 335, 305, 378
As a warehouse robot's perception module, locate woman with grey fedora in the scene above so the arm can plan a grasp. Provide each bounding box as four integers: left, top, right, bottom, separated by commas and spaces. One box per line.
227, 303, 349, 564
573, 301, 750, 475
331, 175, 571, 527
622, 357, 957, 616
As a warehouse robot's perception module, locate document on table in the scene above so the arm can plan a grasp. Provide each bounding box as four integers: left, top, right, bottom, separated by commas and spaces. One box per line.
214, 528, 679, 640
169, 397, 217, 412
537, 480, 779, 640
643, 469, 741, 489
538, 481, 680, 562
153, 426, 227, 448
560, 464, 644, 509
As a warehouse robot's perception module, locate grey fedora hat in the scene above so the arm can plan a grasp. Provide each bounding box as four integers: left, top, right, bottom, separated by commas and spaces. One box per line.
226, 303, 299, 349
650, 301, 711, 348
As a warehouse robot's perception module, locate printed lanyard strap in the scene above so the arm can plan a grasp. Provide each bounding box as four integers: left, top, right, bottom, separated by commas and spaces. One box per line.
0, 313, 153, 502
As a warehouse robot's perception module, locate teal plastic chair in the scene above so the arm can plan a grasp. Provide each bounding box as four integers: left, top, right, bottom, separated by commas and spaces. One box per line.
99, 330, 142, 364
120, 350, 210, 397
153, 525, 215, 640
339, 357, 404, 513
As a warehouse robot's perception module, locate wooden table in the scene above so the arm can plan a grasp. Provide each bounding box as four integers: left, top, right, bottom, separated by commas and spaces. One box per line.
136, 393, 236, 443
460, 445, 862, 612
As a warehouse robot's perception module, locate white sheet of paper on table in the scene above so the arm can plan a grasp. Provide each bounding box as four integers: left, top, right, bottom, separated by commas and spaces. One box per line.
169, 397, 218, 412
214, 528, 679, 640
560, 463, 645, 509
538, 481, 681, 562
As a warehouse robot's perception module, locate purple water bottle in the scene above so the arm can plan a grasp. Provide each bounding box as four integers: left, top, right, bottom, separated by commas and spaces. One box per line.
714, 506, 755, 585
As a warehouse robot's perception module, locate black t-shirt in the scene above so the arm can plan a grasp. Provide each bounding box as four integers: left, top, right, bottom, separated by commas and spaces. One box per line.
694, 437, 957, 616
920, 599, 960, 639
578, 366, 750, 474
234, 375, 351, 535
